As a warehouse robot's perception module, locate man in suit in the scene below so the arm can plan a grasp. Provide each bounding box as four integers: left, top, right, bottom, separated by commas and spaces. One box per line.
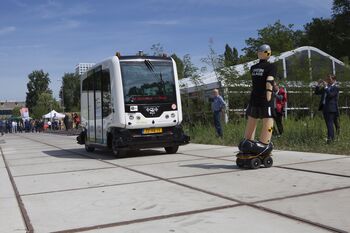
315, 74, 340, 143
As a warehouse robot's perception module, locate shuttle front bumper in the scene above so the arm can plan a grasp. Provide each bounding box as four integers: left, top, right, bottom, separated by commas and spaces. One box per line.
112, 125, 190, 150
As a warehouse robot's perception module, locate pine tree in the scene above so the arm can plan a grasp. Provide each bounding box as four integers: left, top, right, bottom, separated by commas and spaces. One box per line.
224, 44, 234, 67
224, 44, 239, 67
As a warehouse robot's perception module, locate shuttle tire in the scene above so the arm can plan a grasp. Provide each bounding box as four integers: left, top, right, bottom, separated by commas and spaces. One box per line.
112, 148, 126, 158
112, 137, 126, 158
85, 145, 95, 152
165, 146, 179, 154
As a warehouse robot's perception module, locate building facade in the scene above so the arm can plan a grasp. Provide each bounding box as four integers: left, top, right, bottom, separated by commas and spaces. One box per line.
75, 63, 95, 75
0, 101, 26, 119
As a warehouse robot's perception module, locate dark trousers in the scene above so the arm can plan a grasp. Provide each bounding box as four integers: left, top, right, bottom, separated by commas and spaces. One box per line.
274, 112, 284, 135
323, 112, 337, 141
213, 111, 223, 137
334, 115, 340, 136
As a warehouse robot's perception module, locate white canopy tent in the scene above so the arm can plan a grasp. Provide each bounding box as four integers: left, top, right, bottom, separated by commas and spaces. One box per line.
42, 110, 65, 119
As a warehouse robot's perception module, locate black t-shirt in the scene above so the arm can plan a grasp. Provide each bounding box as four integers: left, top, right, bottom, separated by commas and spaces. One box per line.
249, 60, 276, 107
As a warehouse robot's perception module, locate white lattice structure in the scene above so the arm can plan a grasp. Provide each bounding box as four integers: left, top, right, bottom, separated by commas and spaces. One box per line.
180, 46, 347, 93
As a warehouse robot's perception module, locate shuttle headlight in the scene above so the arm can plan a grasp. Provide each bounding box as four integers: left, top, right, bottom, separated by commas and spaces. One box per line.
171, 113, 176, 118
129, 115, 134, 120
136, 116, 141, 120
165, 115, 169, 119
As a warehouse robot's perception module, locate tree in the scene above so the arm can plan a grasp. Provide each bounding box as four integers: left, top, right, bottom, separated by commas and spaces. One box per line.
183, 54, 200, 83
31, 92, 61, 119
171, 54, 184, 80
303, 0, 350, 59
304, 18, 335, 55
59, 73, 80, 112
201, 39, 224, 80
150, 43, 165, 56
224, 44, 239, 67
25, 70, 51, 111
12, 106, 21, 117
332, 0, 350, 15
242, 20, 305, 60
201, 40, 239, 86
332, 0, 350, 59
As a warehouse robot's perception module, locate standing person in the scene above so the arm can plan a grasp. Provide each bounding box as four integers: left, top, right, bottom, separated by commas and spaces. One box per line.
239, 44, 276, 155
0, 120, 3, 136
273, 82, 287, 135
64, 114, 69, 130
74, 113, 81, 129
77, 115, 81, 129
47, 120, 52, 130
6, 120, 11, 133
315, 74, 340, 143
211, 89, 226, 138
12, 121, 17, 133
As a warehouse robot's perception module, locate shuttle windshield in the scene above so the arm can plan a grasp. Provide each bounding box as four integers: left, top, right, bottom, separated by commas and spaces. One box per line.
120, 60, 176, 104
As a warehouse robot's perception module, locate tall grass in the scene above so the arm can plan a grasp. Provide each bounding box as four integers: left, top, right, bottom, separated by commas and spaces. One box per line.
184, 115, 350, 155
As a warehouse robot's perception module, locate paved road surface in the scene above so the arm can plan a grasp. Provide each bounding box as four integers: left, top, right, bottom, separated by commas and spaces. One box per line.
1, 133, 349, 233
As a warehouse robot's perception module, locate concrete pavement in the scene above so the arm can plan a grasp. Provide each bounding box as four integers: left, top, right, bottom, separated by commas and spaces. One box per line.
0, 133, 349, 233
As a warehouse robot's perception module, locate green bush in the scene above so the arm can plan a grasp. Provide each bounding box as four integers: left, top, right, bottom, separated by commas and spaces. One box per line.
184, 115, 350, 155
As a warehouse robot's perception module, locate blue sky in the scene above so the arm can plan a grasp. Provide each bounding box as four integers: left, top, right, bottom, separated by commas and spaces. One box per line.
0, 0, 332, 101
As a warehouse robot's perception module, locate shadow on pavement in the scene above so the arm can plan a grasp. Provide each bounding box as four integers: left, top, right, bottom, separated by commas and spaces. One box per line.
180, 163, 238, 170
42, 148, 167, 160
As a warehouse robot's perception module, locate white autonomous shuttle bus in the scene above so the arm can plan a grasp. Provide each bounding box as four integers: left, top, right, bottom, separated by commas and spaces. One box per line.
77, 52, 189, 157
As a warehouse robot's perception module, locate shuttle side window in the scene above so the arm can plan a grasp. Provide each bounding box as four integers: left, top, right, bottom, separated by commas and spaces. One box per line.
82, 78, 88, 91
102, 69, 112, 117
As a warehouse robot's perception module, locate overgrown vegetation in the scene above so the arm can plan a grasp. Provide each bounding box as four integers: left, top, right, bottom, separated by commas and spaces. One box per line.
184, 115, 350, 155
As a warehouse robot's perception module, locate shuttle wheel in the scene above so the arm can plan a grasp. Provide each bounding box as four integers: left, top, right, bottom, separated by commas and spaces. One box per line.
112, 138, 126, 158
165, 146, 179, 154
85, 145, 95, 152
112, 148, 126, 158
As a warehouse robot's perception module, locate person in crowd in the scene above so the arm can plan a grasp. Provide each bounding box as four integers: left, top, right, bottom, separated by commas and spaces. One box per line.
31, 120, 35, 132
6, 120, 11, 133
211, 89, 226, 138
58, 120, 62, 130
315, 74, 340, 143
24, 119, 30, 132
64, 114, 69, 130
0, 120, 4, 136
11, 121, 17, 133
73, 113, 81, 129
17, 121, 23, 133
239, 44, 276, 155
39, 120, 44, 132
273, 82, 287, 135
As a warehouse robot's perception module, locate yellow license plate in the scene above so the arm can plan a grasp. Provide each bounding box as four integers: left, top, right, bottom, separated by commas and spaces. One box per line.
143, 128, 163, 134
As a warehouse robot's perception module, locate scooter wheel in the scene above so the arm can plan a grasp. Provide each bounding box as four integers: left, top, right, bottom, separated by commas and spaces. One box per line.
250, 158, 261, 169
236, 158, 244, 168
263, 156, 273, 168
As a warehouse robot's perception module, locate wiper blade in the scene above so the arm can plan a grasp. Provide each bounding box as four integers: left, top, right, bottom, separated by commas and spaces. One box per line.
144, 59, 165, 94
144, 59, 155, 73
144, 59, 163, 82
